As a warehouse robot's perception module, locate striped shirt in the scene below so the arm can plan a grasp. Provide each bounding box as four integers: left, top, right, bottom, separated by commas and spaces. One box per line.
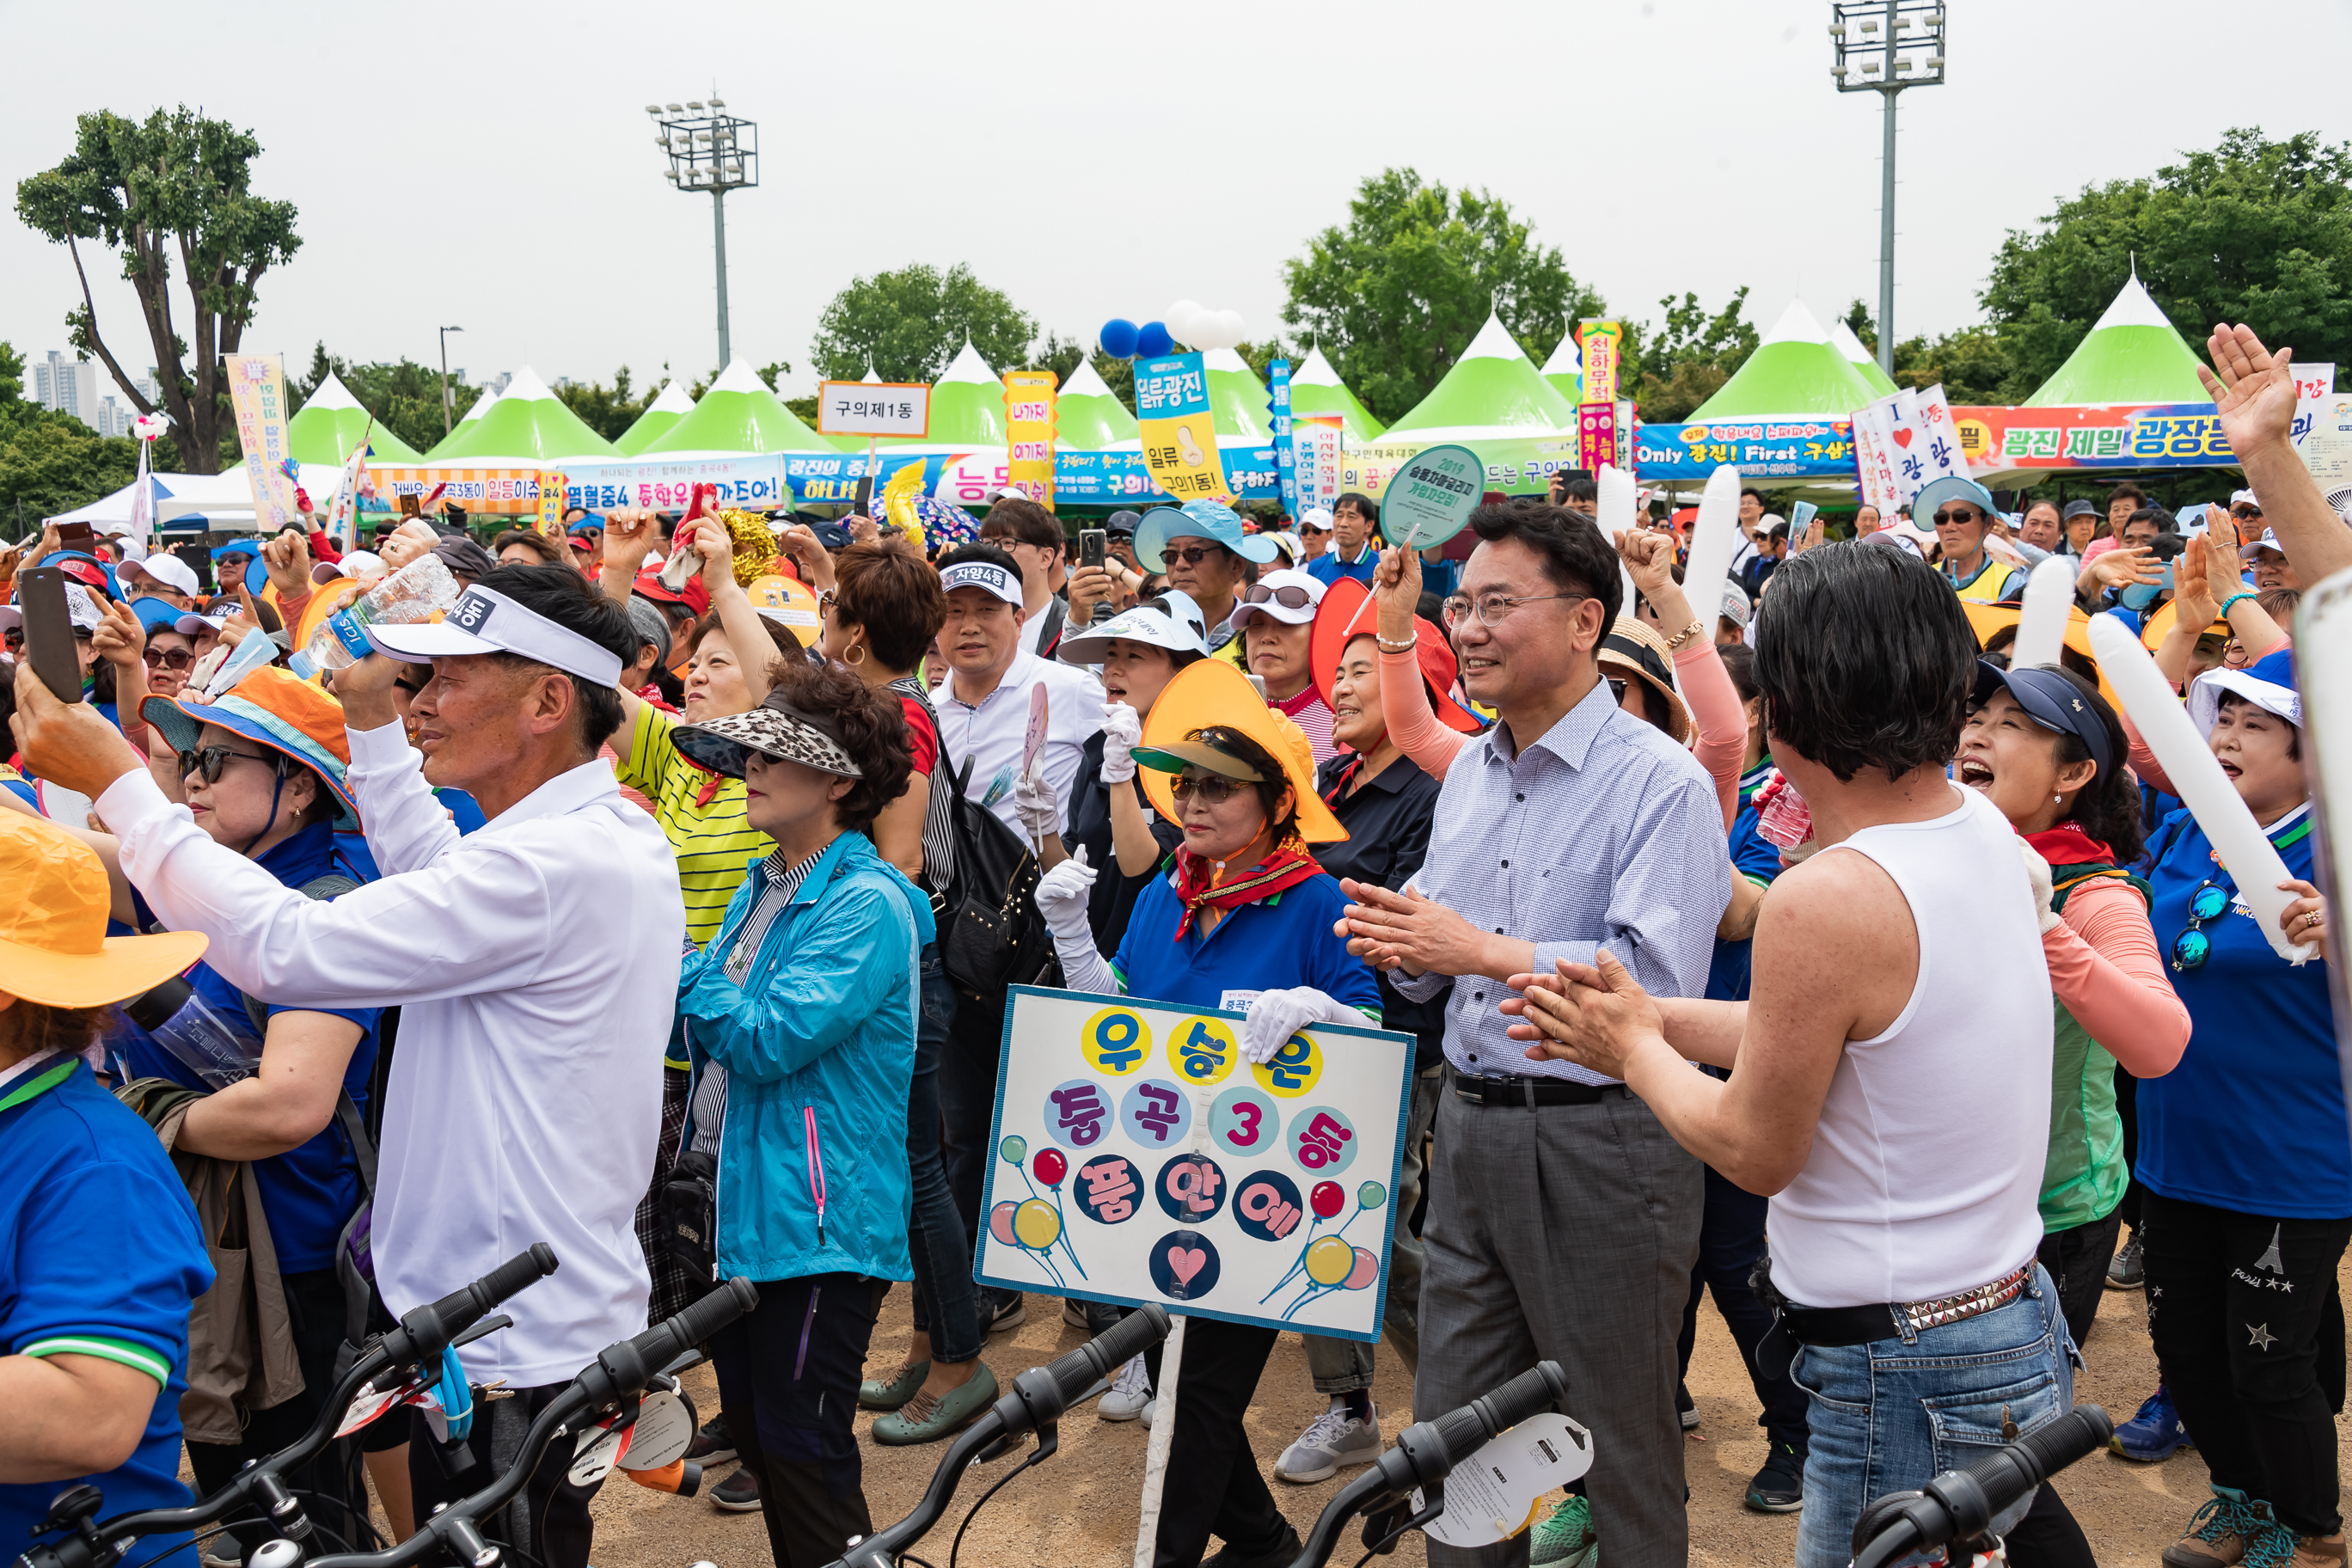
615, 701, 773, 948
890, 675, 958, 905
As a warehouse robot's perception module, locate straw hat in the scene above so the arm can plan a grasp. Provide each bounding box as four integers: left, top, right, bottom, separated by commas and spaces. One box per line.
1596, 616, 1694, 746
0, 816, 207, 1008
1131, 658, 1347, 843
1307, 577, 1479, 734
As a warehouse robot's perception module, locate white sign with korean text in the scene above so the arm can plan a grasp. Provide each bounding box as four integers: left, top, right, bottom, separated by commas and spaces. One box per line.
977, 985, 1414, 1341
817, 381, 930, 439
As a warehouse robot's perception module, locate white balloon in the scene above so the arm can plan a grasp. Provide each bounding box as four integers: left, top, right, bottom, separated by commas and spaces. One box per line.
1167, 300, 1204, 346
1211, 309, 1248, 349
2011, 555, 2079, 670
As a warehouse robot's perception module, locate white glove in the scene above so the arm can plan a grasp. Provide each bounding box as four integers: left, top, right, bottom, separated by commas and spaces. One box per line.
1034, 846, 1100, 945
1013, 763, 1059, 843
2020, 841, 2061, 935
1240, 985, 1358, 1065
1099, 701, 1143, 785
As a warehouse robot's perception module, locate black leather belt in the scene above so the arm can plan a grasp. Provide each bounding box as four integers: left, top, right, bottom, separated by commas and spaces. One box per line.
1754, 1258, 2035, 1379
1451, 1072, 1626, 1108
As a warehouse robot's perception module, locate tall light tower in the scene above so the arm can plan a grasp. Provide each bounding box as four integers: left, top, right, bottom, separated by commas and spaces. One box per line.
646, 97, 758, 369
1830, 2, 1946, 375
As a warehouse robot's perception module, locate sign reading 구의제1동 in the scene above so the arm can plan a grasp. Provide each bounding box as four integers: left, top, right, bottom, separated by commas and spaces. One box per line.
977, 986, 1413, 1340
817, 381, 931, 440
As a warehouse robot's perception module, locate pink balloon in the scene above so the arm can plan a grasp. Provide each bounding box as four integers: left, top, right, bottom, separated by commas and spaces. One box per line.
989, 1202, 1019, 1246
1344, 1246, 1380, 1290
1033, 1148, 1068, 1185
1310, 1181, 1345, 1219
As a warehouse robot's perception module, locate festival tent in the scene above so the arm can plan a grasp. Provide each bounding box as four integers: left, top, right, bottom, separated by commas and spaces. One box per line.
1053, 358, 1141, 449
288, 372, 426, 464
1381, 311, 1578, 441
2019, 272, 2210, 407
1540, 334, 1583, 407
1687, 300, 1884, 420
1203, 348, 1273, 444
637, 358, 835, 457
420, 366, 617, 466
421, 379, 499, 461
612, 381, 695, 456
878, 340, 1007, 450
1291, 347, 1386, 444
1829, 318, 1900, 397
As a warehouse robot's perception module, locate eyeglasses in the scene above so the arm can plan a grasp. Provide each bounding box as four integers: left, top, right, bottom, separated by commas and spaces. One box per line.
817, 590, 836, 616
2170, 879, 2230, 971
1932, 509, 1981, 526
2232, 505, 2263, 518
178, 745, 280, 785
1168, 546, 1225, 566
1441, 592, 1584, 631
1171, 771, 1249, 806
1244, 584, 1315, 610
142, 646, 193, 671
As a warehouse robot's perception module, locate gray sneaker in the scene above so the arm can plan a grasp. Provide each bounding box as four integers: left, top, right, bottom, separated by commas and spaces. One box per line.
1098, 1354, 1153, 1422
2108, 1232, 2145, 1289
1275, 1400, 1382, 1484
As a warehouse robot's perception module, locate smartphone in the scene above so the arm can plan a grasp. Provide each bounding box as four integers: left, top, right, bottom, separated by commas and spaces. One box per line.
398, 493, 421, 519
1080, 529, 1106, 572
16, 567, 83, 703
55, 521, 96, 554
852, 474, 875, 516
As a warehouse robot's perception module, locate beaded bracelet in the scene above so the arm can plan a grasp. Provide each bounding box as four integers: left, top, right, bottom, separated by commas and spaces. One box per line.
1375, 633, 1418, 654
2219, 591, 2257, 618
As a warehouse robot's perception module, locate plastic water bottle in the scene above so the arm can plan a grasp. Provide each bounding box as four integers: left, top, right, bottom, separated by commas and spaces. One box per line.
120, 976, 265, 1089
303, 554, 460, 672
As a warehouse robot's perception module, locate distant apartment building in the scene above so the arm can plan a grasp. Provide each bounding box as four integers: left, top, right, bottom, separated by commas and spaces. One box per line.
30, 352, 166, 437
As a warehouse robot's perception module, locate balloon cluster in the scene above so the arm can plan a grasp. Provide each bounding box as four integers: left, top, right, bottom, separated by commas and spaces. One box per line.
1099, 299, 1251, 359
988, 1136, 1081, 1286
130, 413, 168, 443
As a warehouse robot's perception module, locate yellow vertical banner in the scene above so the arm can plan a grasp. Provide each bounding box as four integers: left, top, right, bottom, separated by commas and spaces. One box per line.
1575, 322, 1624, 470
536, 471, 568, 536
1003, 371, 1058, 509
227, 354, 300, 533
1134, 351, 1230, 502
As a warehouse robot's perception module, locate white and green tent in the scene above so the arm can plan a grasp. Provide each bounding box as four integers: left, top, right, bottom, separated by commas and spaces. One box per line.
2021, 272, 2209, 407
1828, 318, 1900, 397
1202, 348, 1271, 444
1382, 312, 1577, 440
288, 372, 426, 464
879, 340, 1007, 450
1054, 358, 1141, 449
613, 381, 695, 456
639, 358, 834, 456
1539, 333, 1583, 407
420, 378, 499, 461
1688, 301, 1883, 420
420, 366, 617, 465
1290, 347, 1386, 444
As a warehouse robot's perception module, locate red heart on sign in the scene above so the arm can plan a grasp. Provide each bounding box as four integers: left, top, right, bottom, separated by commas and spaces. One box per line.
1892, 427, 1914, 447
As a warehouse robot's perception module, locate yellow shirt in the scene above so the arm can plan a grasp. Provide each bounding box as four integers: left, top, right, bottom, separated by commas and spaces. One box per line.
615, 701, 773, 948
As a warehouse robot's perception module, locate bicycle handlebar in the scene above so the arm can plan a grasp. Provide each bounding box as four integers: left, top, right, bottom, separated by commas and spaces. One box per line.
1848, 1405, 2113, 1568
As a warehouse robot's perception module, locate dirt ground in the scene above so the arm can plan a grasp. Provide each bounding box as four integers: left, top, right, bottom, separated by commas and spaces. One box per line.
569, 1240, 2352, 1568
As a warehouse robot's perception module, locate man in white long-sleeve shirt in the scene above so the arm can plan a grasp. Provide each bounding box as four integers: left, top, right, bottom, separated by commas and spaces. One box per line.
13, 565, 683, 1568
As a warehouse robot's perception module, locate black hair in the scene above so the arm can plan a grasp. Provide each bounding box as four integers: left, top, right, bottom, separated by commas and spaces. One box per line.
1333, 493, 1380, 532
1742, 487, 1767, 507
2216, 689, 2303, 763
1557, 474, 1598, 505
1185, 725, 1300, 841
1415, 591, 1447, 626
474, 563, 635, 754
1718, 640, 1760, 705
1466, 502, 1622, 629
978, 497, 1064, 555
1753, 542, 1975, 782
1978, 623, 2101, 687
2019, 665, 2145, 864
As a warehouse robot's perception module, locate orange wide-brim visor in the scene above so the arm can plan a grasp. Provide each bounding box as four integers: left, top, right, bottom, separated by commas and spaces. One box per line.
1137, 658, 1348, 843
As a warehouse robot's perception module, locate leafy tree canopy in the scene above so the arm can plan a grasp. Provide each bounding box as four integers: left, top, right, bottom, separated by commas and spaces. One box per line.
811, 263, 1035, 384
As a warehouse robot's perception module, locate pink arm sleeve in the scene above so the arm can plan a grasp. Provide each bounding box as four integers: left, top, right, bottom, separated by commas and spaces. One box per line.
2043, 878, 2190, 1077
1674, 640, 1744, 830
1379, 645, 1467, 781
2116, 707, 2177, 799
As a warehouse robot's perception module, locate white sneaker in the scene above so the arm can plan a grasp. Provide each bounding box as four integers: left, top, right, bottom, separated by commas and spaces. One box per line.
1276, 1400, 1382, 1484
1098, 1354, 1154, 1422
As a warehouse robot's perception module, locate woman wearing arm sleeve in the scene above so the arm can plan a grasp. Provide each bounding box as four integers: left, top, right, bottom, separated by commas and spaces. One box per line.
1369, 544, 1472, 780
1620, 528, 1744, 827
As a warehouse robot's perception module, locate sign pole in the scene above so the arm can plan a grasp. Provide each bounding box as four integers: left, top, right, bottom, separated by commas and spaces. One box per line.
1130, 1315, 1187, 1567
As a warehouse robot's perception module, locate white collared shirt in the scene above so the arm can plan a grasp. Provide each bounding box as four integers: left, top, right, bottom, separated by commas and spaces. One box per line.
931, 646, 1106, 836
99, 723, 687, 1387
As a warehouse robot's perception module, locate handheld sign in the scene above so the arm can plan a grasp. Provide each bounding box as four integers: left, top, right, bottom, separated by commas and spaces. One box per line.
1418, 1412, 1596, 1549
1023, 684, 1049, 782
1383, 444, 1482, 551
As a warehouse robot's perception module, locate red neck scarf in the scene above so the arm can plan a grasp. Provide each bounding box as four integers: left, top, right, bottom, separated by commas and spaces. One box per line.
2025, 819, 2115, 867
1170, 832, 1323, 941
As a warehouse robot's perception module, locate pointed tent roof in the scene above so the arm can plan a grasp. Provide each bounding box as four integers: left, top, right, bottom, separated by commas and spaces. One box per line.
420, 380, 497, 461
640, 358, 835, 456
613, 380, 696, 456
880, 340, 1006, 449
1828, 319, 1900, 396
1200, 348, 1272, 443
1689, 301, 1883, 420
286, 372, 426, 465
1290, 347, 1385, 443
2021, 273, 2210, 407
1054, 359, 1141, 449
1384, 313, 1577, 439
1539, 333, 1583, 407
421, 368, 619, 465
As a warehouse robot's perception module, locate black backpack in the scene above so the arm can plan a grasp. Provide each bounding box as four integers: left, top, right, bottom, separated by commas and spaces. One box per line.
934, 733, 1054, 996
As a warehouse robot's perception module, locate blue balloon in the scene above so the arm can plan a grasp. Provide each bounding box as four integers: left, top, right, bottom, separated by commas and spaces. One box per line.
1099, 318, 1139, 359
1135, 321, 1173, 358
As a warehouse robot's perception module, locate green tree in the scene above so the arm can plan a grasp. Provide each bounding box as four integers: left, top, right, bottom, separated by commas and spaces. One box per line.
1981, 128, 2352, 400
286, 342, 482, 456
0, 340, 144, 523
1032, 333, 1134, 407
1624, 289, 1760, 422
1281, 168, 1603, 425
810, 264, 1036, 383
554, 367, 655, 443
15, 107, 303, 476
1842, 303, 2012, 407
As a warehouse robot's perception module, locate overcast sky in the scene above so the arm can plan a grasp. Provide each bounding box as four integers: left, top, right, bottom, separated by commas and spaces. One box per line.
8, 0, 2348, 407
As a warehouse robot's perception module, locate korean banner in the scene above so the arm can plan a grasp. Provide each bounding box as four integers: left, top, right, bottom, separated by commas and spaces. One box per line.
1575, 401, 1626, 474
1848, 384, 1968, 511
1267, 358, 1296, 513
227, 355, 301, 533
1577, 321, 1622, 405
328, 426, 373, 549
1953, 404, 2237, 478
1294, 417, 1342, 515
566, 455, 788, 513
1135, 352, 1231, 502
1002, 371, 1057, 508
536, 470, 567, 536
369, 469, 554, 515
1632, 418, 1857, 482
977, 986, 1414, 1340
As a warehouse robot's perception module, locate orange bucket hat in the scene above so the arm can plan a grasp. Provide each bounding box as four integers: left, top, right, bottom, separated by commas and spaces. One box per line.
0, 816, 208, 1008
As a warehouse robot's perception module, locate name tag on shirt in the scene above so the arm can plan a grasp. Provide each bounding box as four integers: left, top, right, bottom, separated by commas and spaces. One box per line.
1220, 990, 1263, 1014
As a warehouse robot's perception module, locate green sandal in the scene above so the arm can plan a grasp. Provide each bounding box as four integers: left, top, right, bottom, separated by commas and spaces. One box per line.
872, 1364, 1001, 1446
857, 1358, 930, 1411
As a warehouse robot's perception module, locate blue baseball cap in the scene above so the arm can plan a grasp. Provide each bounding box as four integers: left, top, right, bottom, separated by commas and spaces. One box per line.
1971, 660, 2113, 781
130, 597, 186, 635
210, 539, 265, 560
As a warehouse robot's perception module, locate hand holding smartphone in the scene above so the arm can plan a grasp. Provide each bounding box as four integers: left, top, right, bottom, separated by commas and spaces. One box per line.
15, 567, 84, 703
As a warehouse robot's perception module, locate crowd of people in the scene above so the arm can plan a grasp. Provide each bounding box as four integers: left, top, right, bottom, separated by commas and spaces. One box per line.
0, 320, 2342, 1568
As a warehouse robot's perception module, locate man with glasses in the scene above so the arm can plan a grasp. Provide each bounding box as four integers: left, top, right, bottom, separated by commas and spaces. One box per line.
1136, 499, 1280, 654
1335, 502, 1727, 1568
118, 553, 201, 610
978, 498, 1070, 658
1920, 476, 2026, 603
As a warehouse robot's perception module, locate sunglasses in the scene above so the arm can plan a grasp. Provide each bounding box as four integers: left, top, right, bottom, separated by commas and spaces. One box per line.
1171, 771, 1250, 806
143, 646, 193, 671
1932, 509, 1981, 526
2170, 879, 2230, 971
178, 745, 281, 785
1300, 524, 1331, 536
2232, 505, 2263, 518
1168, 546, 1225, 566
1244, 584, 1315, 609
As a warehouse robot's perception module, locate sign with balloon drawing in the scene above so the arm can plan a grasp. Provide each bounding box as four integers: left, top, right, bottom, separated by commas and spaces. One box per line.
976, 985, 1415, 1342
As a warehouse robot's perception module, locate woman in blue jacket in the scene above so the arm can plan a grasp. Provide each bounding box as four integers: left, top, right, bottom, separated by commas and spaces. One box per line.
670, 659, 931, 1568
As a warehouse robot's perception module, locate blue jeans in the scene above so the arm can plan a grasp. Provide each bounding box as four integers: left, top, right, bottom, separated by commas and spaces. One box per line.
903, 946, 984, 1364
1791, 1263, 2072, 1568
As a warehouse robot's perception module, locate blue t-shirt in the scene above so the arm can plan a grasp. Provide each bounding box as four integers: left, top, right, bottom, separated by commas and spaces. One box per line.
1418, 555, 1462, 603
120, 823, 382, 1273
437, 788, 489, 834
1, 1057, 212, 1568
1706, 761, 1781, 1004
2137, 805, 2348, 1217
1306, 549, 1381, 589
1110, 868, 1382, 1020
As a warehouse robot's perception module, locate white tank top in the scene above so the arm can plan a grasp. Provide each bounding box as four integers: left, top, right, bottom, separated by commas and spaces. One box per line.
1767, 785, 2054, 1308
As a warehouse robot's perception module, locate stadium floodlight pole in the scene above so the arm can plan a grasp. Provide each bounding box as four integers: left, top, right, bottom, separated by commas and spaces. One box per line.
1830, 0, 1947, 375
438, 325, 464, 437
647, 96, 759, 370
